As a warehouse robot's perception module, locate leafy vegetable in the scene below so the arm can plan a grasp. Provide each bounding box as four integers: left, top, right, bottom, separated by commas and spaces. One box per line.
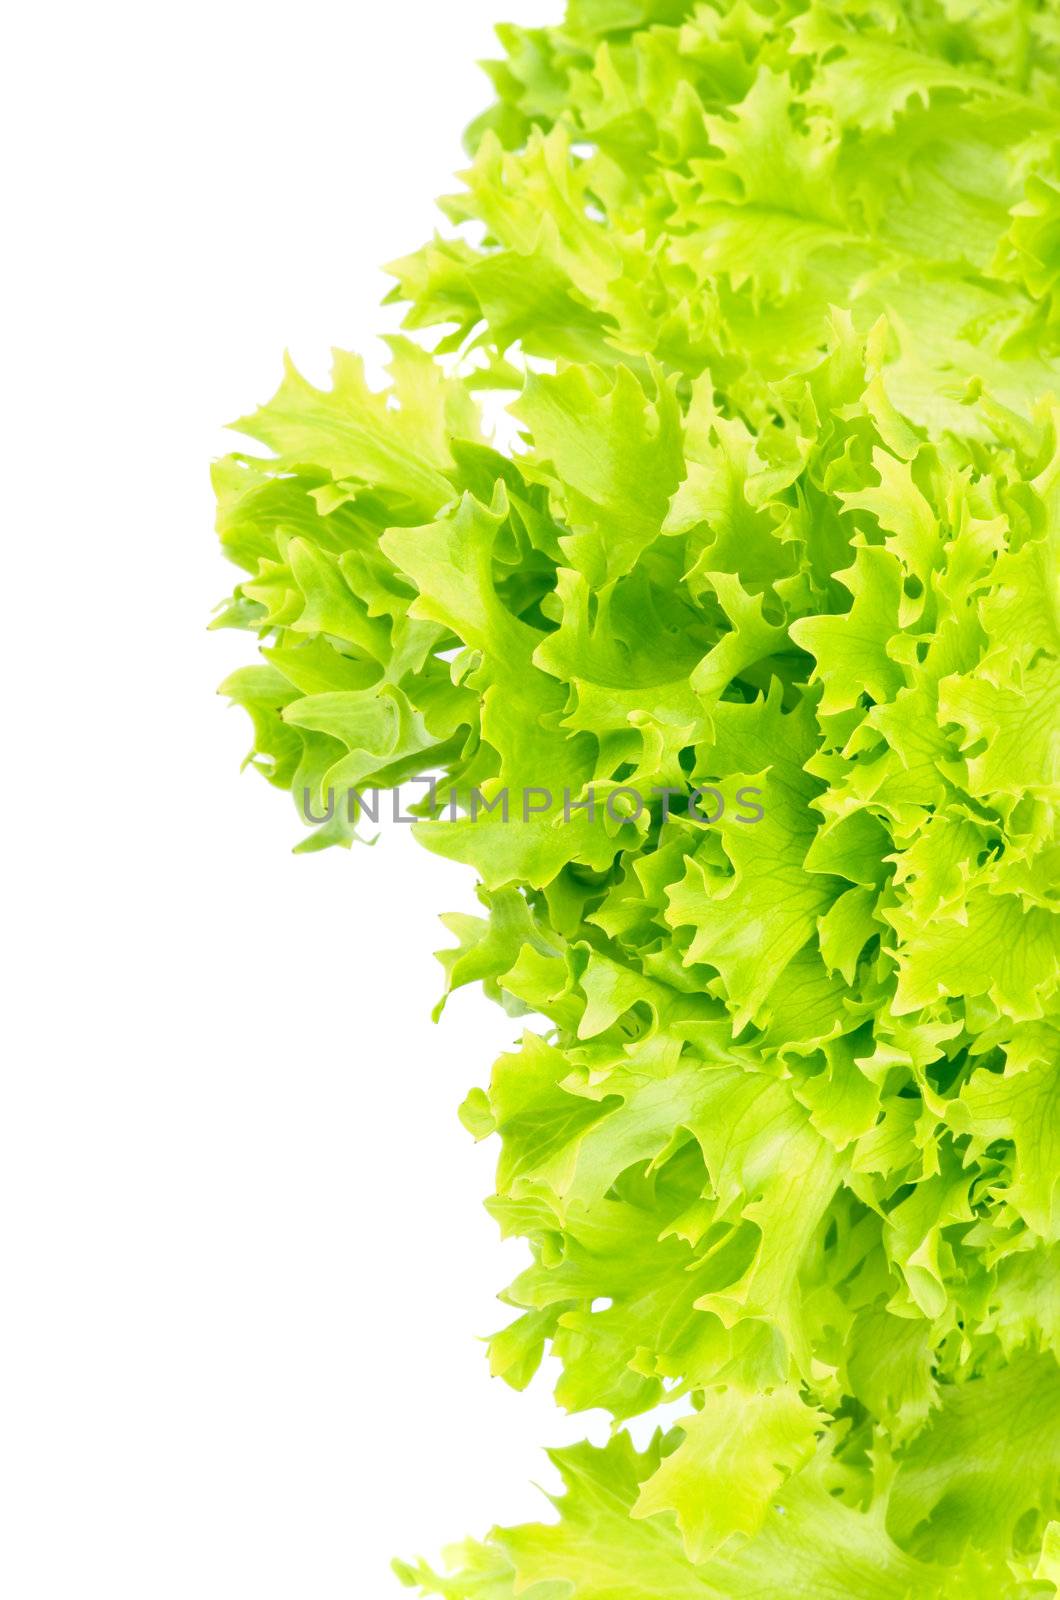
214, 0, 1060, 1591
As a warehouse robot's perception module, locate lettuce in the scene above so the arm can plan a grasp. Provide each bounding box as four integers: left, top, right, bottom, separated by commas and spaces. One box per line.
213, 0, 1060, 1591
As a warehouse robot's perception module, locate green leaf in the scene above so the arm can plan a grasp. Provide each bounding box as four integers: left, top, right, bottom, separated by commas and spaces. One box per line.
632, 1385, 823, 1560
889, 1351, 1060, 1562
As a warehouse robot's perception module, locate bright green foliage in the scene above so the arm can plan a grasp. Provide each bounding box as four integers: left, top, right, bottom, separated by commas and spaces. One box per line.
214, 0, 1060, 1591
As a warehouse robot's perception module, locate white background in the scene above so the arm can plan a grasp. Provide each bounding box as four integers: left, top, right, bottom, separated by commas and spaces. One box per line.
0, 3, 635, 1595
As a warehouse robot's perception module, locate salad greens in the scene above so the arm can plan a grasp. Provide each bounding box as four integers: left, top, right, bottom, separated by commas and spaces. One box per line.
215, 0, 1060, 1592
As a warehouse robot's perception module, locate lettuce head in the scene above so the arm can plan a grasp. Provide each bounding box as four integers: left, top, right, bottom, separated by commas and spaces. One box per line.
213, 0, 1060, 1592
